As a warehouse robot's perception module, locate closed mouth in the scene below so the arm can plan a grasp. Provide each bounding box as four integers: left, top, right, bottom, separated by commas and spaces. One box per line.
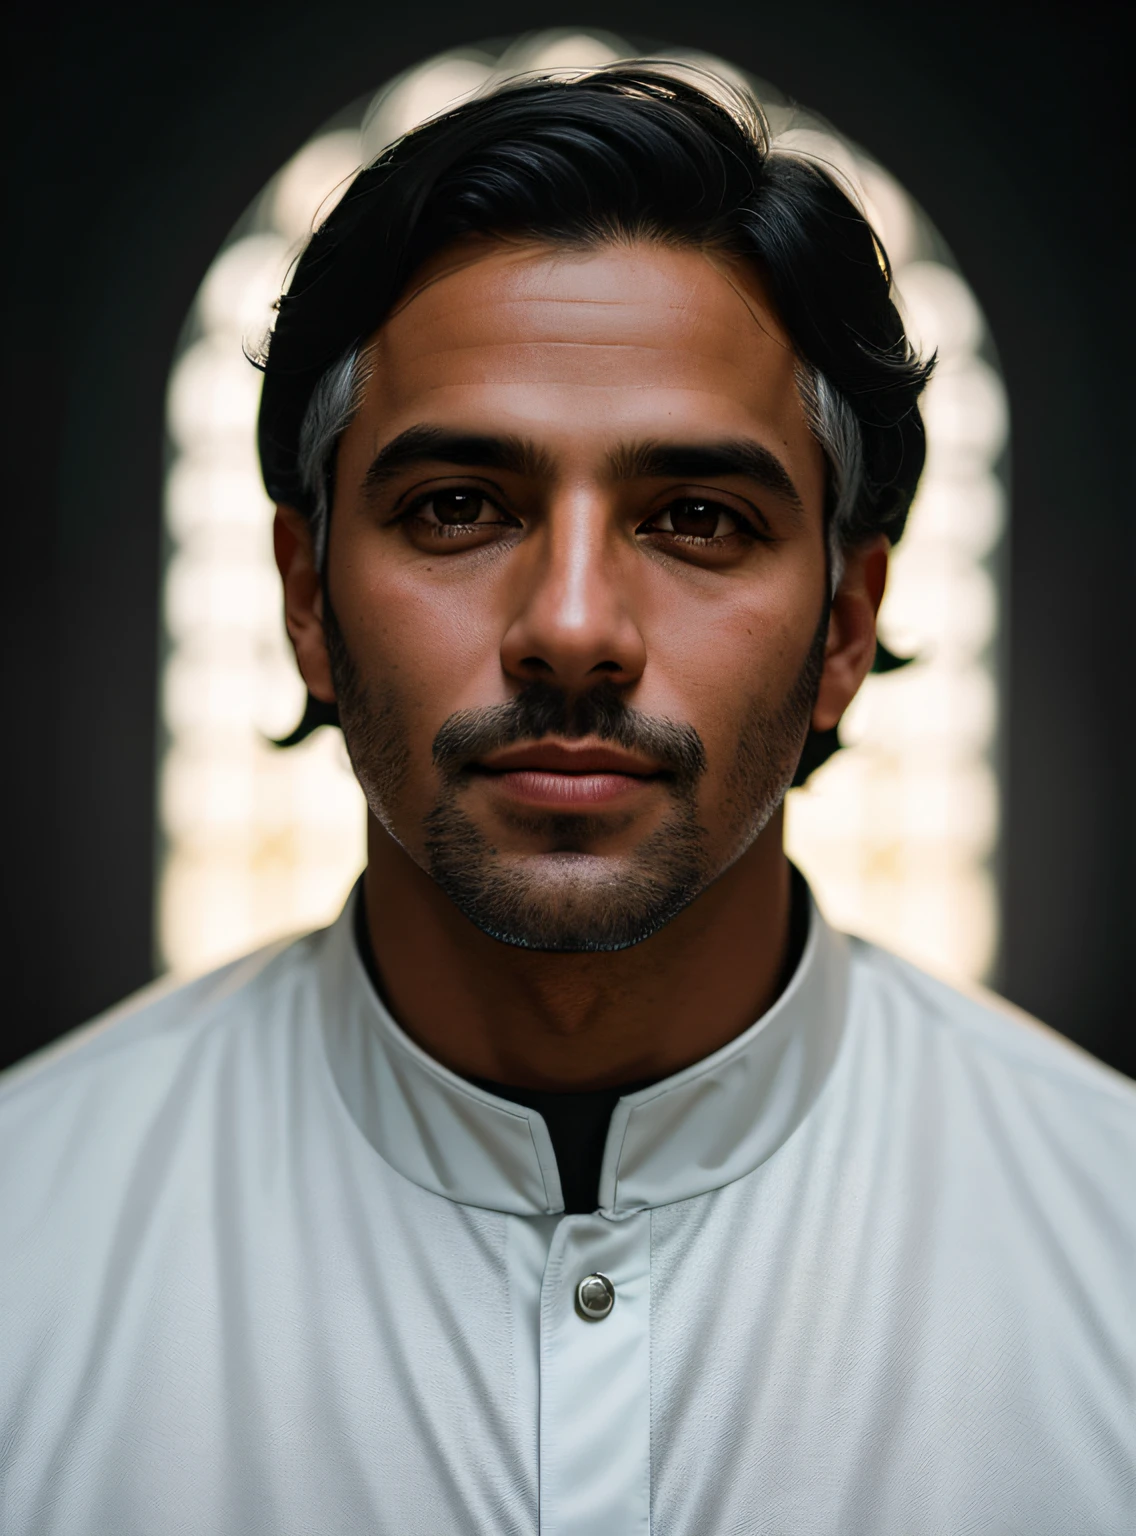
471, 739, 665, 779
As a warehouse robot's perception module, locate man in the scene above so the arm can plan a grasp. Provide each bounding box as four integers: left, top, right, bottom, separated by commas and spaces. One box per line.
2, 68, 1133, 1536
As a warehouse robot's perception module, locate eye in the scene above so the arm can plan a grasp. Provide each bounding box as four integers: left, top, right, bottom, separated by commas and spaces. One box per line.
405, 487, 516, 540
642, 498, 754, 544
417, 490, 500, 526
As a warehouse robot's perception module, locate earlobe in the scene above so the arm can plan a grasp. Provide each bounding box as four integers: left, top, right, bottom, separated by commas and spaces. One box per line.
273, 506, 337, 704
811, 538, 889, 733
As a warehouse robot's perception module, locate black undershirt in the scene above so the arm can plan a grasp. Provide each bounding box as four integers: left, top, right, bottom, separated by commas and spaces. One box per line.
353, 868, 810, 1215
464, 1073, 653, 1215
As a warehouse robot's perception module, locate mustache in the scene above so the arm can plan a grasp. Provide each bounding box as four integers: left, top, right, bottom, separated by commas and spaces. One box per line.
431, 680, 707, 792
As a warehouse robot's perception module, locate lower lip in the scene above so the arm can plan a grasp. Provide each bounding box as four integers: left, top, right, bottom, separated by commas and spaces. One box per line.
484, 770, 655, 807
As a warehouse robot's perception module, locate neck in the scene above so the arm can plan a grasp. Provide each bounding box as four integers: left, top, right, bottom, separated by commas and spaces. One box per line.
362, 810, 794, 1092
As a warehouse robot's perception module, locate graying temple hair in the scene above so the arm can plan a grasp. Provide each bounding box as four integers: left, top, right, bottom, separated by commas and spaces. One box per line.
296, 350, 371, 571
297, 346, 862, 588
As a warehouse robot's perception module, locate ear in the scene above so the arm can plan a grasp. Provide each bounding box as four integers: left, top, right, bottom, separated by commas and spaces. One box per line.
273, 505, 336, 704
811, 536, 889, 733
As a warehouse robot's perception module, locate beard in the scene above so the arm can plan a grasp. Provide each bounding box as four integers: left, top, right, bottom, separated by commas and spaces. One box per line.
325, 600, 827, 954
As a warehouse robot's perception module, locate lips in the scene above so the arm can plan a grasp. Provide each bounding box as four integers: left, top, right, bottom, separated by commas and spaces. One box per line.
470, 739, 664, 807
476, 740, 663, 777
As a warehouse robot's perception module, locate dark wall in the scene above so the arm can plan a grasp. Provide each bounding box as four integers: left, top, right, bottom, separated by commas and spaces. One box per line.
6, 0, 1132, 1073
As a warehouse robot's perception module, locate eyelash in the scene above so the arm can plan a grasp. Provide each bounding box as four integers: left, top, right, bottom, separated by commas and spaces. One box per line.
400, 489, 514, 538
399, 488, 768, 548
646, 502, 765, 547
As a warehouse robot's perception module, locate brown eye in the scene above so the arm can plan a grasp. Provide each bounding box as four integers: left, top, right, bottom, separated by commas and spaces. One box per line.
668, 499, 723, 538
647, 499, 745, 541
431, 490, 486, 524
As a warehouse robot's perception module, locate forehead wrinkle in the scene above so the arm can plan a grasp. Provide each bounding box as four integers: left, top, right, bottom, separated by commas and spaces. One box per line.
389, 245, 767, 327
396, 339, 741, 359
380, 242, 793, 366
467, 248, 790, 351
387, 297, 701, 348
383, 243, 634, 331
379, 333, 796, 377
384, 239, 553, 323
370, 354, 793, 416
383, 314, 796, 392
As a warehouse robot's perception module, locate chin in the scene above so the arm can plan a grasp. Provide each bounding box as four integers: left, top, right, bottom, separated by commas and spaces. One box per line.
424, 791, 714, 953
472, 908, 686, 955
433, 851, 707, 954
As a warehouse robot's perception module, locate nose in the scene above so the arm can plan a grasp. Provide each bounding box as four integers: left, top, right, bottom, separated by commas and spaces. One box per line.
499, 492, 647, 695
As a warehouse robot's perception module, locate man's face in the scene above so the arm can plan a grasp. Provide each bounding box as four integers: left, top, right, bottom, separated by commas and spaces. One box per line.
291, 240, 849, 951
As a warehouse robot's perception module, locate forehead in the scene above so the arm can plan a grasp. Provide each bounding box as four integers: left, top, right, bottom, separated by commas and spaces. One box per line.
357, 239, 821, 488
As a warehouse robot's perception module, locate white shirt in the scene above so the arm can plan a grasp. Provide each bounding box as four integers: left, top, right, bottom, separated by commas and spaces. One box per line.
2, 887, 1133, 1535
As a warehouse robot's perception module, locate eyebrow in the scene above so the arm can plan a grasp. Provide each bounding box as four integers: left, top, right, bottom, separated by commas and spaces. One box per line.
361, 424, 805, 520
362, 426, 555, 492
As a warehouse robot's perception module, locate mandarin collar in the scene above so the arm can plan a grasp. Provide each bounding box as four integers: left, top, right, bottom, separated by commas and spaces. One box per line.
318, 883, 849, 1217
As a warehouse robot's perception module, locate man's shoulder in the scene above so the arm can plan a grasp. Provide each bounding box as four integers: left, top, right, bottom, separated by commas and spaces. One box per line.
0, 926, 329, 1132
844, 931, 1136, 1136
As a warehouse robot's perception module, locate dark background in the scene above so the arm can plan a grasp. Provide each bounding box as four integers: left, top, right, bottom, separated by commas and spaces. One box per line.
5, 0, 1132, 1075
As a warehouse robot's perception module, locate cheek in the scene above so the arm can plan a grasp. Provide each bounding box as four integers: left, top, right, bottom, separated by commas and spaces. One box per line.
639, 562, 821, 739
331, 553, 508, 736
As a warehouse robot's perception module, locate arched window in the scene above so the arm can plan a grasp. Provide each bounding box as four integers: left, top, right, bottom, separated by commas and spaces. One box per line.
160, 30, 1007, 984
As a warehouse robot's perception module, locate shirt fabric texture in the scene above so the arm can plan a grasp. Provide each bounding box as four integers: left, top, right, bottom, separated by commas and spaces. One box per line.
2, 884, 1133, 1535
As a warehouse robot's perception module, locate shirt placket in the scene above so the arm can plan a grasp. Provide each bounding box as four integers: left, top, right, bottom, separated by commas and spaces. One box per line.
537, 1210, 652, 1534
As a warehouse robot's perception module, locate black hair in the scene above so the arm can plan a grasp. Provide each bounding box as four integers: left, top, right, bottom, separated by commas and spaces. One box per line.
257, 66, 932, 766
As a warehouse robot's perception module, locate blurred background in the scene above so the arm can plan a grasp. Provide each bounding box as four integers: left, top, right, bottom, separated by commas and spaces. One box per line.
6, 0, 1132, 1075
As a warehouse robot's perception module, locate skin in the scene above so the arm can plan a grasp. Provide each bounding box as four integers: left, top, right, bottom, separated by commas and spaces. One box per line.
275, 239, 886, 1090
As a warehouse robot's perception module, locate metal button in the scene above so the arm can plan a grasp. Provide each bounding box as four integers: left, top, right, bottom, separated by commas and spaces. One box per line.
575, 1272, 615, 1321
